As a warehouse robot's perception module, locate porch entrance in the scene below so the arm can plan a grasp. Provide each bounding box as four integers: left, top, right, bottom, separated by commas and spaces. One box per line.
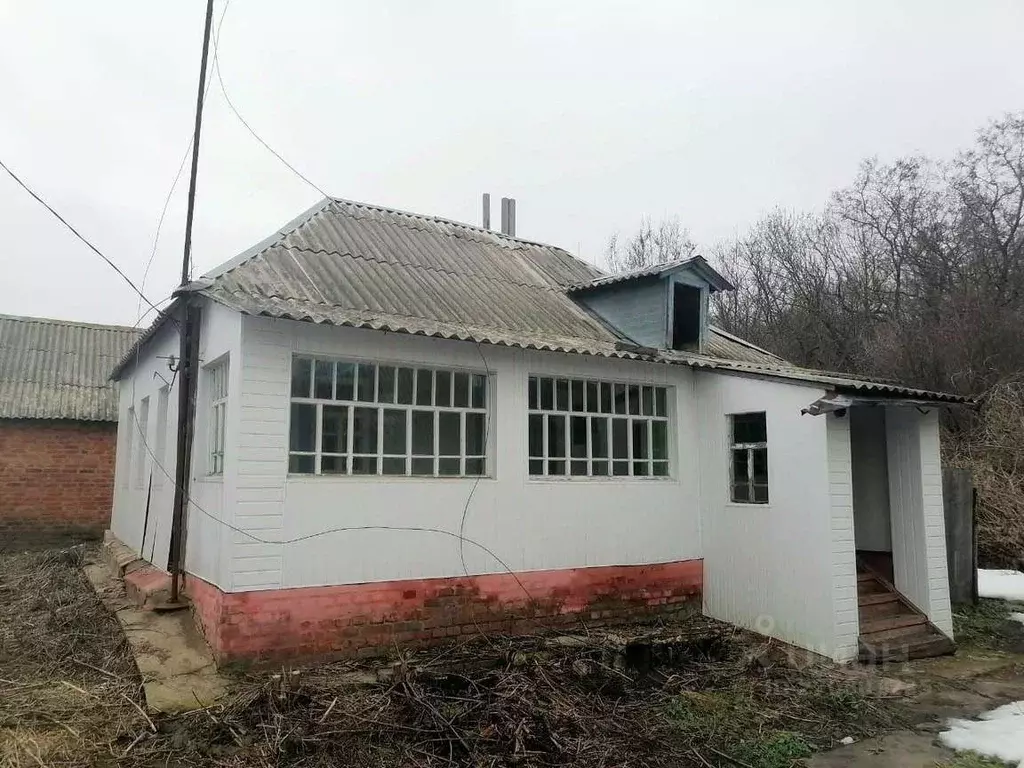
849, 406, 954, 662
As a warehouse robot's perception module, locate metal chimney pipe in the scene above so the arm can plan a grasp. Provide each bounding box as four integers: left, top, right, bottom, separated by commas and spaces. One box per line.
482, 193, 491, 230
508, 198, 516, 237
500, 197, 509, 235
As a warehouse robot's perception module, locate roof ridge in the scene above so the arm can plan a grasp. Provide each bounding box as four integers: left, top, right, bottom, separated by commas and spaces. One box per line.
0, 313, 142, 333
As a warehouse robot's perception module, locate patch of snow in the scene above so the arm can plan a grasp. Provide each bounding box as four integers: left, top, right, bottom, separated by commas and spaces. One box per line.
839, 736, 855, 745
939, 700, 1024, 767
1011, 613, 1024, 626
978, 569, 1024, 601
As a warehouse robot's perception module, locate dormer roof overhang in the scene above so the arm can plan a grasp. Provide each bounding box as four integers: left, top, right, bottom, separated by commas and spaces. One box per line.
565, 255, 735, 294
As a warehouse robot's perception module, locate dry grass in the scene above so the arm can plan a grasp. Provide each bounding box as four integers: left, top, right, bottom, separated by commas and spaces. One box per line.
0, 547, 905, 767
948, 376, 1024, 568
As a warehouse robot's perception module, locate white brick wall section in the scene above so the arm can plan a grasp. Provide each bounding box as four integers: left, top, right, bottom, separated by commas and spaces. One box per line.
827, 414, 860, 662
920, 410, 954, 636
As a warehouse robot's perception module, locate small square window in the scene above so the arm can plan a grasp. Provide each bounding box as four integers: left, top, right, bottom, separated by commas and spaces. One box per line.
730, 412, 768, 504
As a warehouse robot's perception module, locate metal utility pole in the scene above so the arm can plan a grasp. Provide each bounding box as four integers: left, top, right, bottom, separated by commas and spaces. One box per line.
168, 0, 216, 603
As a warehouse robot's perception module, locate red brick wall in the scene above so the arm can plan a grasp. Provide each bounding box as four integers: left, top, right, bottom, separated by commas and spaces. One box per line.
186, 559, 703, 664
0, 419, 117, 547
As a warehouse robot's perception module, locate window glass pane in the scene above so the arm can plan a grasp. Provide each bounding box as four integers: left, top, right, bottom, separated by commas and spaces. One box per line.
570, 416, 587, 458
653, 461, 669, 477
291, 357, 312, 398
612, 418, 628, 459
612, 460, 629, 476
632, 420, 649, 459
613, 383, 626, 414
439, 412, 460, 456
453, 372, 470, 408
633, 460, 650, 476
377, 366, 396, 404
412, 411, 434, 455
435, 370, 452, 407
600, 382, 612, 414
652, 421, 668, 461
528, 414, 544, 458
412, 458, 434, 475
336, 362, 356, 401
591, 460, 609, 476
382, 457, 406, 475
753, 484, 769, 503
731, 448, 748, 486
752, 447, 768, 484
540, 378, 554, 410
314, 360, 334, 399
528, 376, 538, 410
655, 387, 667, 417
591, 418, 608, 458
352, 456, 378, 475
548, 459, 566, 475
382, 409, 406, 455
586, 382, 599, 413
641, 386, 654, 416
529, 459, 544, 475
321, 455, 348, 474
570, 380, 584, 413
356, 364, 375, 402
571, 460, 587, 476
555, 379, 569, 411
415, 369, 433, 406
396, 367, 415, 404
732, 412, 767, 444
731, 483, 750, 503
471, 374, 487, 409
465, 458, 485, 476
465, 412, 485, 456
290, 403, 316, 452
321, 405, 348, 454
438, 458, 460, 475
628, 385, 641, 415
289, 454, 314, 474
353, 407, 378, 454
548, 414, 566, 459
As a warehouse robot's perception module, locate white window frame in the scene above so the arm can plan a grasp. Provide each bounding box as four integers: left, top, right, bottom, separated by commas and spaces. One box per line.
527, 375, 671, 479
729, 411, 768, 504
288, 356, 490, 478
134, 397, 150, 489
123, 405, 135, 490
207, 360, 229, 476
154, 386, 169, 489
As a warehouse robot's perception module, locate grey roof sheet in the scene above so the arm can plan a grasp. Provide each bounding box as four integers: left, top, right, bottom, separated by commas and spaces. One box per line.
117, 197, 969, 405
566, 254, 734, 293
0, 314, 141, 421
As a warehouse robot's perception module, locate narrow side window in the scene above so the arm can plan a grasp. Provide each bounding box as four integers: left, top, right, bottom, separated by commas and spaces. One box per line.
729, 412, 768, 503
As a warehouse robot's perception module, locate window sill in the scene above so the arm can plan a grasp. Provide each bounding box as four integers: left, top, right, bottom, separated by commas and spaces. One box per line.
197, 475, 224, 484
725, 502, 770, 509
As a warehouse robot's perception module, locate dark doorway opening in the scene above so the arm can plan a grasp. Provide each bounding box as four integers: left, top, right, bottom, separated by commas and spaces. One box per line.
671, 283, 701, 350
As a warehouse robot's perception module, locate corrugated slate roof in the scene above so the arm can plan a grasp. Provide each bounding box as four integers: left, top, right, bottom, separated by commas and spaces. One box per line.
0, 314, 141, 421
115, 197, 969, 404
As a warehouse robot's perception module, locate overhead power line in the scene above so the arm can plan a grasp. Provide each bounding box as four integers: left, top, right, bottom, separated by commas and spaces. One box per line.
0, 157, 166, 320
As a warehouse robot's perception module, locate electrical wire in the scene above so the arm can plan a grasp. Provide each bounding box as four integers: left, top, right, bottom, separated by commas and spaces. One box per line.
0, 157, 166, 321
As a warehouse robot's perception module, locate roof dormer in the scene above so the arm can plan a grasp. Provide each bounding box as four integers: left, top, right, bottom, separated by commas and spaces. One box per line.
566, 255, 734, 353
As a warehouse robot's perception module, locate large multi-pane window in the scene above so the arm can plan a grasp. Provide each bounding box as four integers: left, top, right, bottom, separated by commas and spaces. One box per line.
527, 376, 670, 478
289, 357, 488, 476
207, 360, 229, 475
730, 412, 768, 503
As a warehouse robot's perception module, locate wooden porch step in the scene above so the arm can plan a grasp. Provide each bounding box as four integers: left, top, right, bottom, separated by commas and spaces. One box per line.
858, 591, 900, 607
859, 631, 955, 664
860, 613, 926, 637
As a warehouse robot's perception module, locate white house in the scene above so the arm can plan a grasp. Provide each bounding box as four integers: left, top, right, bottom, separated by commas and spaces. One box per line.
109, 197, 969, 664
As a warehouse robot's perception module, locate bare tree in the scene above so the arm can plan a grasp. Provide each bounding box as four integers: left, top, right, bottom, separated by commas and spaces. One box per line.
605, 216, 697, 272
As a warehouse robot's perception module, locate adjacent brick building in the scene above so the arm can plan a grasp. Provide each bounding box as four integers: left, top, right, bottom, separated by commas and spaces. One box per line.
0, 314, 140, 548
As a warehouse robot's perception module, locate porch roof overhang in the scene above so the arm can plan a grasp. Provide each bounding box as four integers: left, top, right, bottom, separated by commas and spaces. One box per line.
801, 391, 977, 417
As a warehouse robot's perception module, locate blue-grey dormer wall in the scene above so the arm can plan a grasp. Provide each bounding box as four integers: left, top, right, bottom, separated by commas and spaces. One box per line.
575, 277, 669, 348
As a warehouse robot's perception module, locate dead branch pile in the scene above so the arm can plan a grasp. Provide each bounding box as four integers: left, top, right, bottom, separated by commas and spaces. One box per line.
0, 546, 147, 767
948, 376, 1024, 568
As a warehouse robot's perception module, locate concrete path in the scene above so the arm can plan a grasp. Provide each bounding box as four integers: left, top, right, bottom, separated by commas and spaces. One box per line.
83, 556, 229, 714
810, 651, 1024, 767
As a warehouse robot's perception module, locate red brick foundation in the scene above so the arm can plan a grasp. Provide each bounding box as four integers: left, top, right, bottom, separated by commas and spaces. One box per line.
185, 560, 704, 663
0, 419, 117, 548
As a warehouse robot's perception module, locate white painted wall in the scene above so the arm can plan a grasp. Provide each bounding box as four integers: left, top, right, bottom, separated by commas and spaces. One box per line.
226, 316, 703, 592
826, 413, 860, 662
886, 407, 953, 635
109, 299, 240, 588
694, 373, 853, 661
850, 407, 892, 552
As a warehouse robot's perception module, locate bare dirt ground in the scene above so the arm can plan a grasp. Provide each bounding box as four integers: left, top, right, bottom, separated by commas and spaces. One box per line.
2, 545, 1019, 768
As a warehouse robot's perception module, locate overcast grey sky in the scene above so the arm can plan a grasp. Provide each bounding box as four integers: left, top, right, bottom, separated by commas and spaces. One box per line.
2, 1, 1022, 326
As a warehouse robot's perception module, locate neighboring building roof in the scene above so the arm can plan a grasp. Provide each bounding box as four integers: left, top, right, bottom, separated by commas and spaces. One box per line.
0, 314, 141, 421
113, 197, 970, 404
566, 254, 735, 293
